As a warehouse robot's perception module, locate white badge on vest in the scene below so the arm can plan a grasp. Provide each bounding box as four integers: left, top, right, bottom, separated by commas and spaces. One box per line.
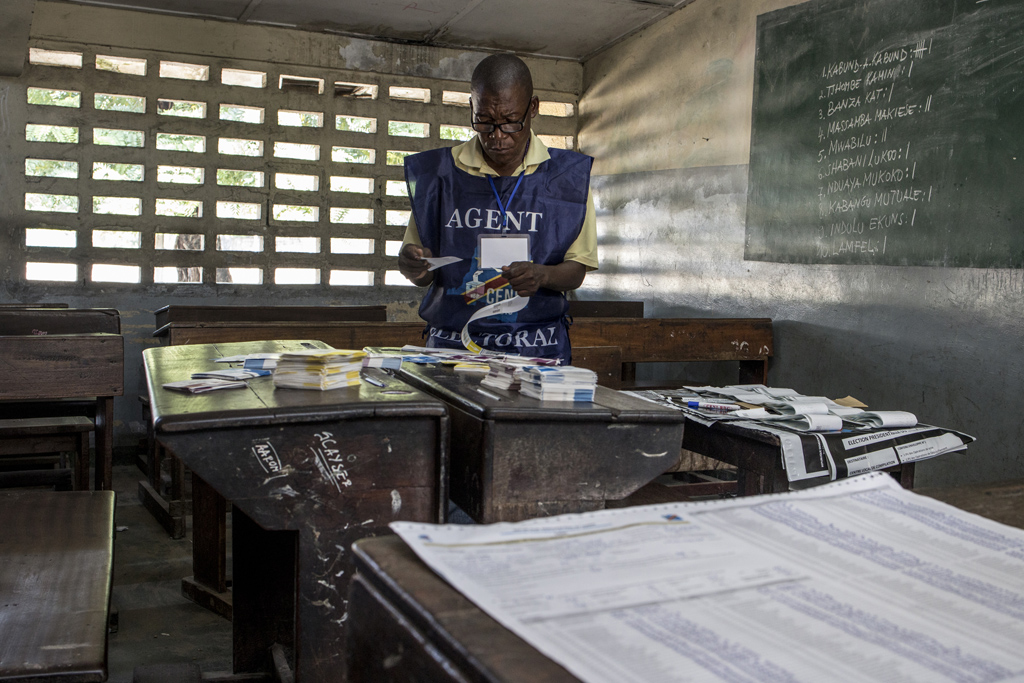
478, 234, 530, 270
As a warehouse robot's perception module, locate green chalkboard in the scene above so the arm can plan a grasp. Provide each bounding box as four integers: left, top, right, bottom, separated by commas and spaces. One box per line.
745, 0, 1024, 267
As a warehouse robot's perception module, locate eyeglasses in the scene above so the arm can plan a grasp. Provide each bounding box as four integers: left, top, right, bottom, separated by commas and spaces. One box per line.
471, 109, 528, 134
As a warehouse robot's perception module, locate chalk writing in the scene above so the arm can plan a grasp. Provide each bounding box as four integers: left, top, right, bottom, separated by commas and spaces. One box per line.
809, 32, 938, 262
310, 431, 354, 492
252, 440, 283, 474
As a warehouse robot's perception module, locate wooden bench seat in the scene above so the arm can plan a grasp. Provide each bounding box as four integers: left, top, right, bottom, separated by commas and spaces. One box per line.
0, 416, 93, 490
0, 490, 115, 682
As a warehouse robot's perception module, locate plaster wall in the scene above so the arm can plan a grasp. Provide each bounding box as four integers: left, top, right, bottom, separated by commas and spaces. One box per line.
578, 0, 1023, 487
0, 3, 582, 457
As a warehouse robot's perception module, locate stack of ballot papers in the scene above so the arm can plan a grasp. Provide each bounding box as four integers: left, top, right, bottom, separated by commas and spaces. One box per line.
480, 360, 524, 391
516, 365, 597, 402
272, 349, 366, 390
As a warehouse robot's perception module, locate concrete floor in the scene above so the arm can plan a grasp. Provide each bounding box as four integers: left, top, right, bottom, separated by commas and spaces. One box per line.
105, 465, 1024, 681
109, 465, 231, 682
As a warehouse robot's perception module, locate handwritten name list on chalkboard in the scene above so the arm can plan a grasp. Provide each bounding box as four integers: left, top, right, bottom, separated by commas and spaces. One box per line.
745, 0, 1024, 267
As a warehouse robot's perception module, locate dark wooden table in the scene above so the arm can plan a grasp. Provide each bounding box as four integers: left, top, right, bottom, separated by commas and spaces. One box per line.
392, 362, 684, 522
143, 340, 449, 682
348, 534, 580, 683
144, 306, 391, 538
0, 490, 115, 682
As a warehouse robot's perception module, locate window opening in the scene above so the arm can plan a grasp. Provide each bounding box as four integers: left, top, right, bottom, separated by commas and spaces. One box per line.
330, 270, 374, 286
222, 68, 267, 88
28, 87, 80, 108
159, 61, 210, 81
93, 230, 141, 249
94, 128, 144, 147
220, 104, 265, 124
95, 93, 146, 113
26, 228, 77, 248
26, 124, 79, 143
29, 48, 83, 68
334, 82, 378, 99
96, 55, 147, 75
279, 75, 324, 94
94, 196, 142, 215
389, 86, 430, 103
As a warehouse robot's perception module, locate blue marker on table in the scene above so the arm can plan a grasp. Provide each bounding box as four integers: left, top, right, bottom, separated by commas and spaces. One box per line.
687, 401, 742, 413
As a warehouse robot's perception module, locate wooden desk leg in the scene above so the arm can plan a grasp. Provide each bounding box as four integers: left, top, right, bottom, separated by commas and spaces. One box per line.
232, 508, 296, 676
74, 430, 90, 491
181, 474, 232, 620
897, 462, 916, 489
738, 359, 768, 385
93, 396, 114, 491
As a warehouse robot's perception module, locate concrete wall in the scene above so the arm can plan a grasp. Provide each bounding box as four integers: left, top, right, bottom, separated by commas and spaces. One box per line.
577, 0, 1023, 487
1, 2, 582, 458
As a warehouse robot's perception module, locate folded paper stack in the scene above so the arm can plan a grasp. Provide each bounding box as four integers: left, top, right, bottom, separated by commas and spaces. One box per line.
272, 349, 367, 390
516, 365, 597, 402
480, 360, 525, 391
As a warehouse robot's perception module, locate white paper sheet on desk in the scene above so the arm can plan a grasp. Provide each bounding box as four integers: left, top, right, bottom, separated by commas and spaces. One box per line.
392, 473, 1024, 683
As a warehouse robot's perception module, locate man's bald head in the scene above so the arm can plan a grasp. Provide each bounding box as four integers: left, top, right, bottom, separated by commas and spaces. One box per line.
471, 53, 533, 98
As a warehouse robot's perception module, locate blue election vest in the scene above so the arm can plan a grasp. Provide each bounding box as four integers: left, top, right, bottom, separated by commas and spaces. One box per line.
405, 145, 592, 363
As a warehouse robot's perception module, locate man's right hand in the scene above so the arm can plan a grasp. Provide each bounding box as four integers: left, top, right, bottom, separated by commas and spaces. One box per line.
398, 243, 435, 286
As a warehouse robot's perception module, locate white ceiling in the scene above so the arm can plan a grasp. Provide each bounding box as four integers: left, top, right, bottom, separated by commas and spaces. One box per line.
47, 0, 696, 61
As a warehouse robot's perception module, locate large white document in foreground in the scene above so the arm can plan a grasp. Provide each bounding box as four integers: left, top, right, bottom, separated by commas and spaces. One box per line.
391, 473, 1024, 683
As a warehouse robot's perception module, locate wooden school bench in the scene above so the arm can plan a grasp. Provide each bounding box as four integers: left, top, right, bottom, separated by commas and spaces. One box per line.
0, 416, 93, 491
0, 489, 115, 682
0, 318, 124, 491
143, 340, 449, 683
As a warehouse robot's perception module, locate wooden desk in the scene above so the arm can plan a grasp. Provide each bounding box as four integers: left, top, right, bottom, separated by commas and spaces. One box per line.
0, 333, 123, 490
0, 308, 120, 336
348, 535, 579, 683
393, 363, 684, 522
143, 340, 449, 682
0, 490, 115, 682
143, 306, 393, 538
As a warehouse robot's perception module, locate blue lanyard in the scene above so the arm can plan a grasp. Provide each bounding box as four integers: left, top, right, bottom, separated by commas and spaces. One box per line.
487, 171, 526, 231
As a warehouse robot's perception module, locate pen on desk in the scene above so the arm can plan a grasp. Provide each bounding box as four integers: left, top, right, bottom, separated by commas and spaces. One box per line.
687, 401, 741, 413
476, 387, 501, 401
362, 375, 386, 388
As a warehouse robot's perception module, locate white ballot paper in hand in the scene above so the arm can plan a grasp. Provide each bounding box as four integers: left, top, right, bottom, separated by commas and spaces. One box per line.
461, 295, 529, 353
423, 256, 462, 271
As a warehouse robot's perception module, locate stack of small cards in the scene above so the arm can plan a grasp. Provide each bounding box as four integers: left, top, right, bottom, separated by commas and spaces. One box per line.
272, 349, 366, 390
480, 360, 524, 391
516, 365, 597, 402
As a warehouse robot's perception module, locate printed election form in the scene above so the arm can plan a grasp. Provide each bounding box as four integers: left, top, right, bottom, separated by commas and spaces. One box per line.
392, 473, 1024, 683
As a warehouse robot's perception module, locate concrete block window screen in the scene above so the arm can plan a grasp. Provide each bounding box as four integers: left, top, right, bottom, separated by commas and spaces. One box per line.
18, 44, 578, 288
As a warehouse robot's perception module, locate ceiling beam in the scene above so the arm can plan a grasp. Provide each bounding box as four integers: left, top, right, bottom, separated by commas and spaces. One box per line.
423, 0, 485, 44
237, 0, 263, 23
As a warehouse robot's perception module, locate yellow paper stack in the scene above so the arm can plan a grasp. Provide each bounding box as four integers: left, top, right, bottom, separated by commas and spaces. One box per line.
272, 349, 367, 390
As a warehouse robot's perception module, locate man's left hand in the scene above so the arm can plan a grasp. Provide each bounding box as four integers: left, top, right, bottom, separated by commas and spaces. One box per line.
502, 261, 544, 297
502, 260, 587, 297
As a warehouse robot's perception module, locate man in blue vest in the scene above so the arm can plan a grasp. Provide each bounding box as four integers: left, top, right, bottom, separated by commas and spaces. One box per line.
398, 53, 597, 364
